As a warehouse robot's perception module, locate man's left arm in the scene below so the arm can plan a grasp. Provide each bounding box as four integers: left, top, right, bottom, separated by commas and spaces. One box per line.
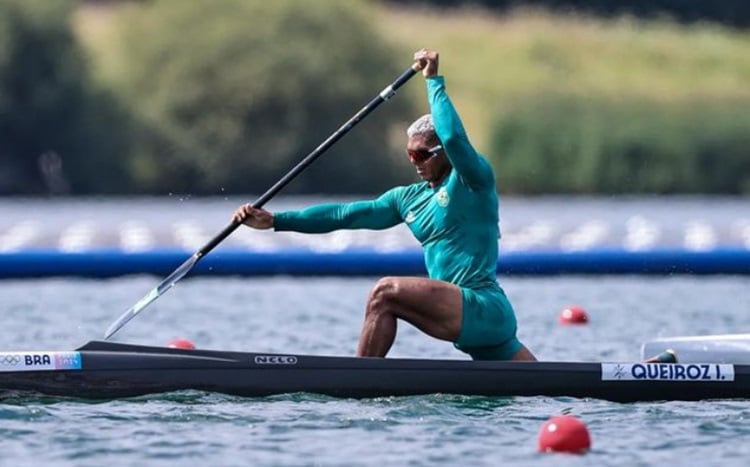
427, 76, 495, 190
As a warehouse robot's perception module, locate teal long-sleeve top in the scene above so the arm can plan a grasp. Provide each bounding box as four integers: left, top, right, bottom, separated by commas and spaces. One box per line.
274, 76, 500, 290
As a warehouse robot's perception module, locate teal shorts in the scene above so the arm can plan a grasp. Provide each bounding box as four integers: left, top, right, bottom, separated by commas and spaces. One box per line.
453, 285, 522, 361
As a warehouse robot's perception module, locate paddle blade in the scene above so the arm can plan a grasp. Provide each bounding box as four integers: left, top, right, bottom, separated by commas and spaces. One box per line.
103, 254, 200, 339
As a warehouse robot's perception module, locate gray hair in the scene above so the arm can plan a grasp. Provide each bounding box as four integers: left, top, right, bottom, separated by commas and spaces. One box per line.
406, 114, 435, 138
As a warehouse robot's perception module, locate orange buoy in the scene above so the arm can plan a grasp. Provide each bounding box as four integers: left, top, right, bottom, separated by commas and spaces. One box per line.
559, 305, 589, 325
538, 415, 591, 454
167, 338, 196, 350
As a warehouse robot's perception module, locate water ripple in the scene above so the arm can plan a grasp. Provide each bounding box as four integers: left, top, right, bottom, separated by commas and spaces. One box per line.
1, 276, 750, 466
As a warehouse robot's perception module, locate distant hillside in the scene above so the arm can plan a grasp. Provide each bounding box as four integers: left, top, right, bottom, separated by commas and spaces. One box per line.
375, 5, 750, 151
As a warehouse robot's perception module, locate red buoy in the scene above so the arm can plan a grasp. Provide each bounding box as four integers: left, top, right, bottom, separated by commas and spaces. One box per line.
538, 415, 591, 454
167, 338, 196, 350
559, 305, 589, 325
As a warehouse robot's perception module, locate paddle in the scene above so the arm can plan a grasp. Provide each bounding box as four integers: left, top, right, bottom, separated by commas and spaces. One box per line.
103, 63, 420, 340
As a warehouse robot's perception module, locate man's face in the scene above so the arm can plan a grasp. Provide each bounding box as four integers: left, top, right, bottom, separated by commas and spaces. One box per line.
406, 133, 447, 183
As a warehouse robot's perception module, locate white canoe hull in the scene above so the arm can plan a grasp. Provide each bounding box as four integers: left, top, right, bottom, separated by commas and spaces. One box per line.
642, 333, 750, 364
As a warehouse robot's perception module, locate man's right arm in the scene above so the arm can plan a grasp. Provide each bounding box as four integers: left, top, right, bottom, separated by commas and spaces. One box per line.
274, 189, 402, 234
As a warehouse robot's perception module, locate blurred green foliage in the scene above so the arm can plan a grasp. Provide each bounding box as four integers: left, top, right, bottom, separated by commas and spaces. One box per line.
1, 1, 748, 195
387, 0, 750, 29
0, 0, 130, 195
108, 0, 416, 195
490, 95, 750, 194
381, 6, 750, 195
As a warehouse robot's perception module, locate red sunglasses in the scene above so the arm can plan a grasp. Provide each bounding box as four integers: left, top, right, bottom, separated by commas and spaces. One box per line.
406, 144, 443, 162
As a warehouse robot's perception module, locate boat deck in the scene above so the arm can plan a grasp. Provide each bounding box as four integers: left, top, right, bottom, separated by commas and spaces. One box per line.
1, 341, 749, 402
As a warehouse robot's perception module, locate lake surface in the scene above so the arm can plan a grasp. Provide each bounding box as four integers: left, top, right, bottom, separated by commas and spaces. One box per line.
1, 274, 749, 466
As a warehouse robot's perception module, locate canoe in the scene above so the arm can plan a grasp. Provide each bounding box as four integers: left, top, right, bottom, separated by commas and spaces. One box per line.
641, 333, 750, 364
1, 341, 748, 402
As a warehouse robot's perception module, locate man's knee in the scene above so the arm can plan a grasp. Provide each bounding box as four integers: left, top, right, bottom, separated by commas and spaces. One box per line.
367, 277, 401, 314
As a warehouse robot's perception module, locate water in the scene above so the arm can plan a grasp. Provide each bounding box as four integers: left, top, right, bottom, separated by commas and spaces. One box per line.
1, 274, 749, 466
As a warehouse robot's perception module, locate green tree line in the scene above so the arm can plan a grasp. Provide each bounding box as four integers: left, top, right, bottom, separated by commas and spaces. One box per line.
387, 0, 750, 29
1, 0, 748, 195
490, 95, 750, 194
0, 0, 131, 195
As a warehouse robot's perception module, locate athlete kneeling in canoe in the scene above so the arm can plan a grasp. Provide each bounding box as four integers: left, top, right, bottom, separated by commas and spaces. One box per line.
233, 48, 536, 361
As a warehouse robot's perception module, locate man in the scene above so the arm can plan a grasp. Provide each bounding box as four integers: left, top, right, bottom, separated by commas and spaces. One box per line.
233, 49, 536, 361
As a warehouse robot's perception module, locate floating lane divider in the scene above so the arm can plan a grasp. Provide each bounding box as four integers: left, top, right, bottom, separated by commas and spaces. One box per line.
1, 247, 750, 278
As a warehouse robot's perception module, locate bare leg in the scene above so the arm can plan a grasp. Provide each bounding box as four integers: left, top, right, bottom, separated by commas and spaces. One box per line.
509, 344, 537, 361
356, 305, 398, 357
357, 276, 463, 357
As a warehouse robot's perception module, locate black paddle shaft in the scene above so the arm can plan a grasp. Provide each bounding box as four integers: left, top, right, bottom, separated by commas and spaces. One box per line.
198, 65, 419, 257
102, 64, 420, 340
